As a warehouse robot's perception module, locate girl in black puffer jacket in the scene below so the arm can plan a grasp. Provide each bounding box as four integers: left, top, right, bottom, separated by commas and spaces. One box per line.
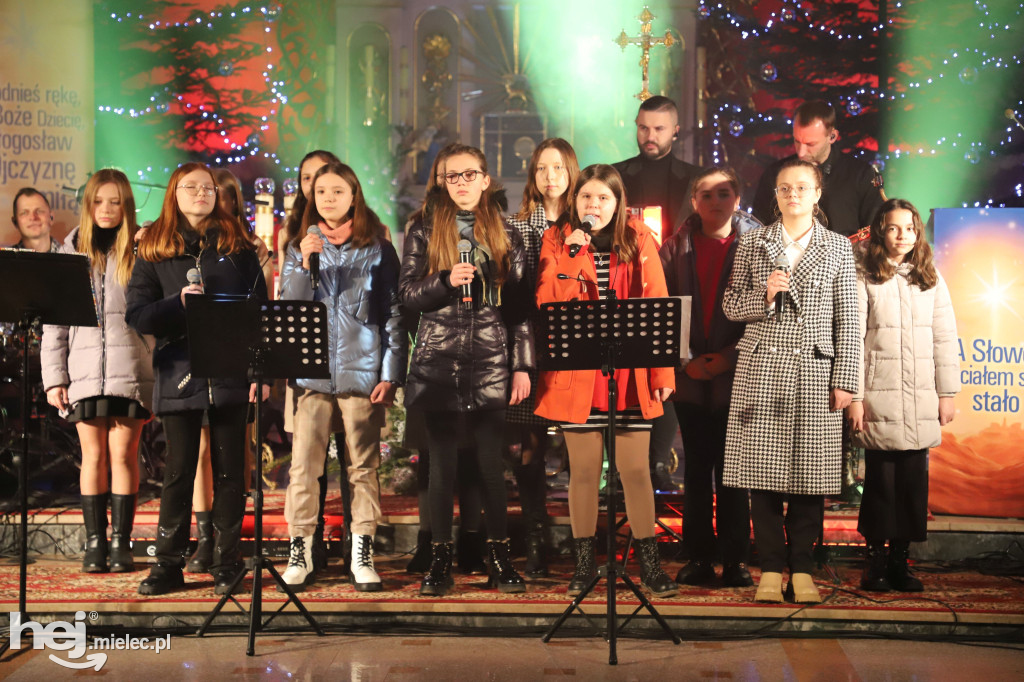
399, 144, 535, 596
126, 162, 267, 597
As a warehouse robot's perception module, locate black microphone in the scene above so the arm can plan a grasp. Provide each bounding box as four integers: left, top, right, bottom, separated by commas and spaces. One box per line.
568, 214, 599, 257
308, 225, 322, 291
773, 252, 790, 321
457, 238, 473, 309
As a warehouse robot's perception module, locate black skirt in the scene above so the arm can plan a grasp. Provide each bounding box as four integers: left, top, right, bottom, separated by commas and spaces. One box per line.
67, 396, 151, 423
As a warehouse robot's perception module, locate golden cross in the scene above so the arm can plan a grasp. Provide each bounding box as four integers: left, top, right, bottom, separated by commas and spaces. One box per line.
615, 6, 677, 101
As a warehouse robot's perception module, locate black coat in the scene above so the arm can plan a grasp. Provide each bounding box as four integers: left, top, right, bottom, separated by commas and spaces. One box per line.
613, 153, 701, 242
125, 227, 268, 414
399, 218, 534, 412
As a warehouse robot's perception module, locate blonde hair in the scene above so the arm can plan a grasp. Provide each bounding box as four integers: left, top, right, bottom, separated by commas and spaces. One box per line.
77, 169, 138, 286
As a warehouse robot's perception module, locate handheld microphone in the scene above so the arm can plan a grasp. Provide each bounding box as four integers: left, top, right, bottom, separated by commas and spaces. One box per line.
186, 267, 202, 288
457, 239, 474, 309
308, 225, 322, 291
568, 214, 599, 257
773, 252, 790, 321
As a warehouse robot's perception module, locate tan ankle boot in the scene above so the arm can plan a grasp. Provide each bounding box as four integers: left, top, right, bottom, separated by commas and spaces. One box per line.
755, 571, 784, 602
789, 572, 822, 603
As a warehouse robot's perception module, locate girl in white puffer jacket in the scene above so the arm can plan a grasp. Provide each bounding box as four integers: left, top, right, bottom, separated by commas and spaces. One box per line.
846, 198, 960, 594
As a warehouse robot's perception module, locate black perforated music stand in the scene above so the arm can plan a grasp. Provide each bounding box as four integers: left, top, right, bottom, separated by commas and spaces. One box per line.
185, 296, 330, 655
538, 294, 685, 664
0, 250, 95, 654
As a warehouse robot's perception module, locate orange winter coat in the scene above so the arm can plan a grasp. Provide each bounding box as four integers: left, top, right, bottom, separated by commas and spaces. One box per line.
533, 220, 675, 424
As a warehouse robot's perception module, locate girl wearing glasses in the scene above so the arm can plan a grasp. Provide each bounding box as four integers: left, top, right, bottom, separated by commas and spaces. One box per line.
722, 158, 860, 604
534, 164, 678, 598
399, 144, 534, 596
41, 169, 154, 574
847, 198, 958, 594
126, 162, 268, 596
505, 138, 581, 578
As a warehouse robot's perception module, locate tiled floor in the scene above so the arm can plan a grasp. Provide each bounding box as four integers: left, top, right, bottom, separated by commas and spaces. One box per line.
3, 633, 1023, 680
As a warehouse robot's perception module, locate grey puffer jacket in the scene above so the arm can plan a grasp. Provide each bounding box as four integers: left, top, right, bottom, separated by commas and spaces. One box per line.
852, 264, 960, 451
280, 235, 407, 395
41, 228, 155, 410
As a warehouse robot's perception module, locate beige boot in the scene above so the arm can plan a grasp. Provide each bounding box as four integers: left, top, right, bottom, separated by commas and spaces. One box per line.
789, 572, 822, 603
755, 571, 784, 602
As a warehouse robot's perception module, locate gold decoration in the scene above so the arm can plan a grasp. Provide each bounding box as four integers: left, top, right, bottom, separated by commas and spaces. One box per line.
615, 6, 678, 101
421, 33, 453, 127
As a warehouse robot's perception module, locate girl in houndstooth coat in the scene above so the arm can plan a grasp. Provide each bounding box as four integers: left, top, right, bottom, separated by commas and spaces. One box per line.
722, 159, 861, 604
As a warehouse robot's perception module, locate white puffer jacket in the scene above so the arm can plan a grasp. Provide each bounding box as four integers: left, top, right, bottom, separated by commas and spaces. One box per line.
41, 228, 155, 411
852, 263, 959, 451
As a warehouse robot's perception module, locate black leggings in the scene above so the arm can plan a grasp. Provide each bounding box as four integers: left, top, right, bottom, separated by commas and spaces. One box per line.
425, 409, 507, 543
157, 404, 248, 570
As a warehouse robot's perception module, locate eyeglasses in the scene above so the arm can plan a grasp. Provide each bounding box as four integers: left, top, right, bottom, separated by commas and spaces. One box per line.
442, 170, 484, 184
177, 184, 217, 196
774, 185, 817, 196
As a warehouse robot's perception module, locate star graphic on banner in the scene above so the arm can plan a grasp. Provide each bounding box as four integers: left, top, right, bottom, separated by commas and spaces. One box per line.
0, 7, 39, 54
969, 266, 1022, 320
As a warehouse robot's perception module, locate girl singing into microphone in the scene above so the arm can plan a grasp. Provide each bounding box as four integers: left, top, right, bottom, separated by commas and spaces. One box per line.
126, 162, 267, 596
534, 163, 678, 598
399, 144, 534, 596
722, 158, 860, 604
277, 161, 406, 593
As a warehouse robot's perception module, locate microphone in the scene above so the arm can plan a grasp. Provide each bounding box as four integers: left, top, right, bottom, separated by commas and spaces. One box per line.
186, 267, 202, 288
568, 214, 599, 257
1006, 108, 1024, 132
457, 239, 474, 309
773, 252, 790, 321
308, 225, 322, 291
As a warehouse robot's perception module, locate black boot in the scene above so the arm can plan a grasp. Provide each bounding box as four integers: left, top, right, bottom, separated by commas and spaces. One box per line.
456, 529, 487, 574
568, 536, 597, 596
210, 500, 246, 596
523, 524, 549, 578
486, 539, 526, 593
634, 536, 678, 597
81, 494, 109, 573
860, 541, 892, 591
138, 563, 184, 595
406, 530, 432, 574
887, 540, 923, 592
420, 541, 455, 596
186, 511, 214, 573
674, 559, 716, 586
109, 494, 136, 573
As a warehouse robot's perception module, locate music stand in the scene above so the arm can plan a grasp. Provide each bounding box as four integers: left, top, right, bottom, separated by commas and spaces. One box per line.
0, 250, 96, 656
186, 296, 329, 655
538, 294, 685, 664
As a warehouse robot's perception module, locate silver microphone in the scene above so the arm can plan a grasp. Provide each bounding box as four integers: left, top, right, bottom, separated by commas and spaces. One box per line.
186, 267, 202, 287
308, 225, 323, 291
457, 239, 473, 309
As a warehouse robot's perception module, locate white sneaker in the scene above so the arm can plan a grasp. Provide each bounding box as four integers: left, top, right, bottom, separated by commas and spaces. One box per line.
350, 534, 382, 592
279, 535, 314, 592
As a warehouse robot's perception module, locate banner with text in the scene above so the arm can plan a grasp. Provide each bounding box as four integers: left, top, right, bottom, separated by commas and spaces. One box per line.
0, 1, 93, 246
931, 208, 1024, 517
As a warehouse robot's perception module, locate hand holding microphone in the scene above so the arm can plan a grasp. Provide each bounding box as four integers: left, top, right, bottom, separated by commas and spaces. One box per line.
767, 253, 790, 320
453, 239, 476, 308
567, 214, 598, 257
304, 225, 325, 290
180, 267, 204, 306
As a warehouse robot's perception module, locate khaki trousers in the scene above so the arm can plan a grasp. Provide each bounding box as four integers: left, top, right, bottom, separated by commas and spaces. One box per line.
285, 388, 384, 537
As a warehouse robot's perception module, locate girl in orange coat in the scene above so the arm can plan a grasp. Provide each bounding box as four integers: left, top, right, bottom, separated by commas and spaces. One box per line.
534, 163, 677, 597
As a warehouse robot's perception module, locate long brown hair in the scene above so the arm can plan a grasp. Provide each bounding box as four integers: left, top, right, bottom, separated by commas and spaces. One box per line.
515, 138, 580, 222
283, 150, 341, 245
210, 168, 248, 228
297, 161, 383, 250
772, 158, 828, 227
562, 164, 638, 264
138, 162, 252, 261
76, 168, 138, 286
860, 198, 938, 290
426, 144, 510, 283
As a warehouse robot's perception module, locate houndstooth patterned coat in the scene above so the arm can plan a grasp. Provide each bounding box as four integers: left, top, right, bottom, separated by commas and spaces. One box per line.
721, 221, 861, 495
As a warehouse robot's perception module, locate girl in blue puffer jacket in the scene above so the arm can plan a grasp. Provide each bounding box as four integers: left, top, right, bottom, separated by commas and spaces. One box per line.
278, 161, 407, 592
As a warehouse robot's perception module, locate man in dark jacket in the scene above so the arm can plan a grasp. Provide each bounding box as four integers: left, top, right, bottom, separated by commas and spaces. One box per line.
614, 95, 701, 492
751, 100, 884, 238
